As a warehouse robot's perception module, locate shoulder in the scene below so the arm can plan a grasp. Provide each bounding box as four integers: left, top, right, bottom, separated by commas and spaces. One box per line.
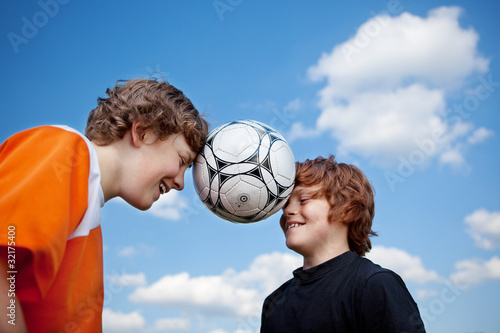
355, 258, 426, 331
354, 256, 406, 292
345, 254, 391, 284
5, 125, 91, 156
5, 125, 84, 140
2, 125, 89, 154
359, 256, 402, 282
355, 257, 418, 311
344, 255, 416, 307
261, 277, 293, 321
355, 255, 387, 274
1, 125, 94, 193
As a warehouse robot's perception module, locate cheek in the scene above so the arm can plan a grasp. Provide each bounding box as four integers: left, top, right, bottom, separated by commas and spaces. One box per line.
163, 161, 181, 177
318, 202, 332, 220
304, 205, 330, 225
134, 173, 154, 188
279, 214, 286, 233
125, 174, 157, 202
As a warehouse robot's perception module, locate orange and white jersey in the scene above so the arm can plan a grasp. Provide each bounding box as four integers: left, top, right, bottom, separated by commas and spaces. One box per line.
0, 125, 104, 333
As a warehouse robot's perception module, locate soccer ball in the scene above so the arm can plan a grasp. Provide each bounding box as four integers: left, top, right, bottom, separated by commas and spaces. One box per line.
193, 120, 295, 223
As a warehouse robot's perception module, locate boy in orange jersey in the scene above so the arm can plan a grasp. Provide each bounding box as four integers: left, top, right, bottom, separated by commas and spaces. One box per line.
0, 78, 209, 333
261, 156, 426, 332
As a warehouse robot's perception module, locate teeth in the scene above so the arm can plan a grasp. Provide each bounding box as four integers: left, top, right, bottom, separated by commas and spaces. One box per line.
159, 183, 167, 194
287, 223, 301, 230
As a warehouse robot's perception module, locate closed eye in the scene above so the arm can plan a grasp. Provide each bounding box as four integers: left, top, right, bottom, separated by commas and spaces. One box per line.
186, 157, 196, 169
181, 152, 196, 169
300, 196, 312, 204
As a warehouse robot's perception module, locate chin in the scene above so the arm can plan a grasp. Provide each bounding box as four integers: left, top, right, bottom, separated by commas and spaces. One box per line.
124, 198, 153, 211
285, 239, 303, 254
138, 202, 154, 211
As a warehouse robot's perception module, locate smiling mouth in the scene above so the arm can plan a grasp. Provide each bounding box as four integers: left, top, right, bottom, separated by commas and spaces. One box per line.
287, 223, 303, 230
159, 182, 169, 195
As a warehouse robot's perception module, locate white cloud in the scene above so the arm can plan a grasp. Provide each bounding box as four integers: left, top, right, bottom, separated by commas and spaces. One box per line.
131, 272, 260, 317
366, 246, 443, 284
107, 272, 147, 287
129, 252, 301, 318
116, 244, 155, 259
118, 246, 137, 257
102, 308, 145, 332
149, 190, 190, 221
438, 147, 466, 168
109, 190, 200, 223
305, 6, 489, 167
450, 256, 500, 289
226, 251, 302, 294
316, 84, 447, 162
415, 288, 439, 300
465, 209, 500, 250
467, 127, 494, 145
154, 317, 191, 331
287, 122, 321, 143
309, 7, 487, 94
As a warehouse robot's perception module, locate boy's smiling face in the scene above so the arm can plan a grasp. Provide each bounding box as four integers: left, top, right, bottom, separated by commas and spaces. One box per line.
122, 131, 197, 211
280, 185, 331, 255
280, 184, 349, 267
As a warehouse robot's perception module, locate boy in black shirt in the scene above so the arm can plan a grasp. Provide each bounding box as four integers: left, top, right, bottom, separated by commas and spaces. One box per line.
261, 156, 425, 332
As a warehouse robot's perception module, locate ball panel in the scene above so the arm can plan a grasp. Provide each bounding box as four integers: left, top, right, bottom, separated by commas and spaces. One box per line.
209, 175, 220, 206
204, 148, 217, 170
238, 163, 261, 174
212, 125, 260, 163
220, 175, 268, 215
193, 156, 209, 199
261, 169, 278, 195
269, 141, 295, 186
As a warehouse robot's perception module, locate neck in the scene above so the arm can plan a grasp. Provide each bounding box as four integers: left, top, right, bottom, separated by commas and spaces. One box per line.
302, 240, 350, 270
92, 142, 120, 202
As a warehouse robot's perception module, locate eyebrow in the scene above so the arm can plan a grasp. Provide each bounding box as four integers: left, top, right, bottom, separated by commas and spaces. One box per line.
294, 186, 315, 193
293, 186, 322, 197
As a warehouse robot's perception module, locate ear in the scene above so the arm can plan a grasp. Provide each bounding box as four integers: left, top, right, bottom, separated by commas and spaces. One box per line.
130, 122, 144, 148
131, 121, 157, 147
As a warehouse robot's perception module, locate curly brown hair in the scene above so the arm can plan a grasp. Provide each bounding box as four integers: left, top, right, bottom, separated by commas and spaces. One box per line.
85, 78, 209, 153
291, 155, 377, 256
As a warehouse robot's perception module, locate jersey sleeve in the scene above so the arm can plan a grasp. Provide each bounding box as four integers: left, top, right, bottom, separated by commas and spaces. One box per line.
359, 271, 426, 333
0, 126, 91, 302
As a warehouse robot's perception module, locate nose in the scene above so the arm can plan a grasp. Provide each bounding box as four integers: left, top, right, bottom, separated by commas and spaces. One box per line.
173, 170, 185, 191
283, 199, 297, 216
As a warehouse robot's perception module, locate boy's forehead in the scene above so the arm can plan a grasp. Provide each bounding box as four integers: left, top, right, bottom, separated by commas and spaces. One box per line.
172, 133, 192, 148
292, 184, 322, 194
171, 134, 197, 155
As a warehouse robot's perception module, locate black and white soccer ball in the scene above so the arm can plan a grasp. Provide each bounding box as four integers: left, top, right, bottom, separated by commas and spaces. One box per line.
193, 120, 295, 223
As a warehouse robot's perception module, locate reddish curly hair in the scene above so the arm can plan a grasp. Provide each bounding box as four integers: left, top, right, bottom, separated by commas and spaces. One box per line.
289, 155, 377, 256
85, 78, 209, 153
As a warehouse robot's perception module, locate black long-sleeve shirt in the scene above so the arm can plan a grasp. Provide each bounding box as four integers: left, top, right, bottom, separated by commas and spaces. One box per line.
261, 251, 426, 333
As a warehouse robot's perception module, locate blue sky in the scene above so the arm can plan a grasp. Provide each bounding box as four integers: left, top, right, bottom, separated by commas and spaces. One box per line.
1, 1, 500, 332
